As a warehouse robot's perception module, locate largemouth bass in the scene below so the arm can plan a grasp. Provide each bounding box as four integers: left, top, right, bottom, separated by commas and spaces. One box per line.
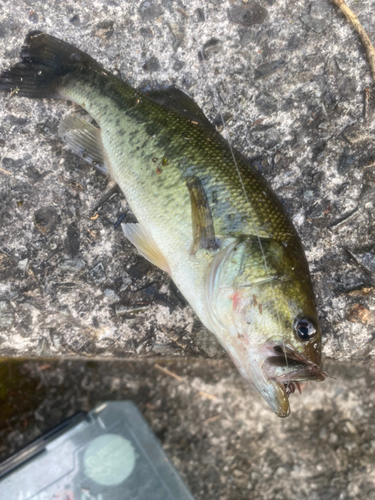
0, 32, 325, 416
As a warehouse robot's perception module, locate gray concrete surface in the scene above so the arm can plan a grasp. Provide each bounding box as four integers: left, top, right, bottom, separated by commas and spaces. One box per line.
1, 0, 375, 498
1, 358, 375, 500
1, 0, 375, 361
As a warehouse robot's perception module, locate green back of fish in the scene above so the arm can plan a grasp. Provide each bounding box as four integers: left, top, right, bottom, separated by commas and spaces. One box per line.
0, 31, 312, 290
63, 64, 310, 275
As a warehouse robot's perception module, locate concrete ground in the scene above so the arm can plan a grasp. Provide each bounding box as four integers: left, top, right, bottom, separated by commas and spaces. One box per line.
1, 0, 375, 498
1, 358, 375, 500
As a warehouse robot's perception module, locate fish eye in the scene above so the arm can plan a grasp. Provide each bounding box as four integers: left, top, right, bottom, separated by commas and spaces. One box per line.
294, 318, 317, 341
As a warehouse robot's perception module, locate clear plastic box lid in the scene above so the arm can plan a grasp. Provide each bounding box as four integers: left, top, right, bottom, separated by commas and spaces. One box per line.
0, 401, 195, 500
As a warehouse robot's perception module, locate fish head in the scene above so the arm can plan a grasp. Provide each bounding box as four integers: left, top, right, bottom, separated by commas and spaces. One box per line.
205, 236, 325, 417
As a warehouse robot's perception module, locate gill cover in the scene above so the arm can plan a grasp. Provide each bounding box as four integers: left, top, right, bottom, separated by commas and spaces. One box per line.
205, 236, 324, 417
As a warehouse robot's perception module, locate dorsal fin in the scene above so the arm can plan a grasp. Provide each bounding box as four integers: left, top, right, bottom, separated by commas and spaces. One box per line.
140, 84, 216, 132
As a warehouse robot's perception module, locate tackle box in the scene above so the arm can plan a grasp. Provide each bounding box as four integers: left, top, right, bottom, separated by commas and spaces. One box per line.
0, 401, 195, 500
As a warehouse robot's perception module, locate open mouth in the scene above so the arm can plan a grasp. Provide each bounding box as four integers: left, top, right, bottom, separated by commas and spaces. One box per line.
264, 345, 326, 402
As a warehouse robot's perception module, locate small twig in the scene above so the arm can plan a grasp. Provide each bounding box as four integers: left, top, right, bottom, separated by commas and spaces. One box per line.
198, 390, 217, 401
177, 6, 189, 18
154, 364, 218, 400
87, 228, 96, 239
38, 364, 51, 371
0, 166, 12, 175
90, 183, 119, 216
331, 0, 375, 83
154, 363, 183, 381
9, 86, 20, 97
203, 414, 222, 424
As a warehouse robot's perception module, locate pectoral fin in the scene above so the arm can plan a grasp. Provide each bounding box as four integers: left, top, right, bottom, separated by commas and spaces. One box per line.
59, 114, 108, 174
186, 176, 217, 254
122, 223, 170, 275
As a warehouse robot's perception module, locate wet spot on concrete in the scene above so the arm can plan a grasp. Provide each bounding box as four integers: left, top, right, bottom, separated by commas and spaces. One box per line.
143, 56, 160, 72
228, 4, 267, 26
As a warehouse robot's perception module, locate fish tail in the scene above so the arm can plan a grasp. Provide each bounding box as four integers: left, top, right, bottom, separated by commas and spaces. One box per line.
0, 31, 101, 98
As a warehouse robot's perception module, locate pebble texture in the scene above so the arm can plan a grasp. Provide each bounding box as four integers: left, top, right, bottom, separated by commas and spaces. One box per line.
1, 4, 375, 370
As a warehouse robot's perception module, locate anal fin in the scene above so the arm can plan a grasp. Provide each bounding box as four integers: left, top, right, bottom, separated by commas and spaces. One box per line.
122, 223, 171, 275
59, 114, 108, 174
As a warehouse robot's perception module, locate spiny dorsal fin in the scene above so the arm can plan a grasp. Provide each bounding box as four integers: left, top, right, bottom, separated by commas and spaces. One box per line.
140, 85, 216, 132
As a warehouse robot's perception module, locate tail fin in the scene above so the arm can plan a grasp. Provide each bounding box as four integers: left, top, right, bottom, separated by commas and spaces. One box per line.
0, 31, 101, 98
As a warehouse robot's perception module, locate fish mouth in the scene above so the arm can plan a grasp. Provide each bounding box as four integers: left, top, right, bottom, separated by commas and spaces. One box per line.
263, 345, 326, 418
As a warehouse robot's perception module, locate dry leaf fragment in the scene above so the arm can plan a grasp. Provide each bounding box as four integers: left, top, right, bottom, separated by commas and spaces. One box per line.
347, 304, 375, 325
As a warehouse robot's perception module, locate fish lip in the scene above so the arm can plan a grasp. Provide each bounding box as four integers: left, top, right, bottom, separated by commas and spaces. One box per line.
272, 344, 325, 376
269, 345, 326, 382
268, 380, 290, 418
270, 350, 326, 382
